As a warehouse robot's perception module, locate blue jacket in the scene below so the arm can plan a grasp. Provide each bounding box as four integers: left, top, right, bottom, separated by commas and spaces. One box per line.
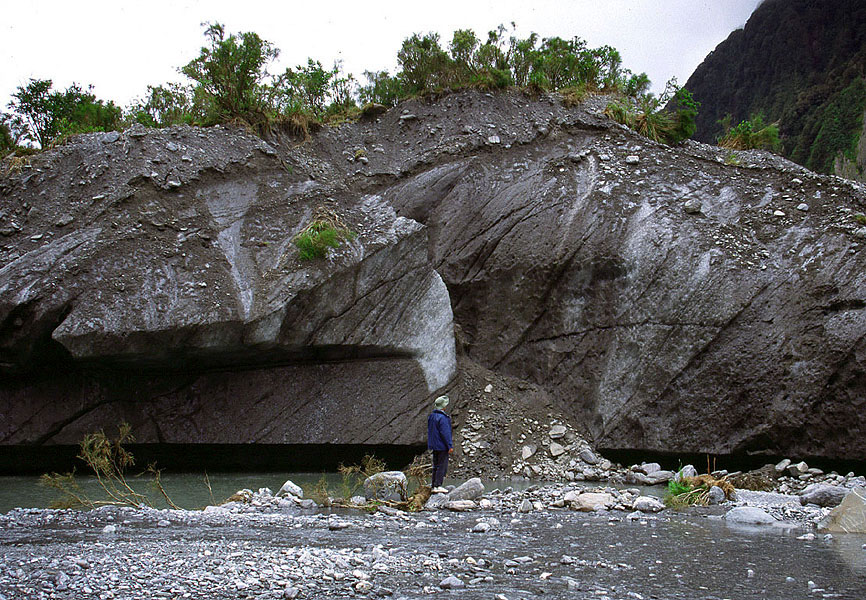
427, 409, 452, 451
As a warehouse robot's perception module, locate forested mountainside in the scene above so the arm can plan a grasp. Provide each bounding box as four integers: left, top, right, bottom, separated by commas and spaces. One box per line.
684, 0, 866, 179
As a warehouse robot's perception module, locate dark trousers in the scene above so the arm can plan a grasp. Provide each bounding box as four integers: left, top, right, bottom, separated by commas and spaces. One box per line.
431, 450, 449, 487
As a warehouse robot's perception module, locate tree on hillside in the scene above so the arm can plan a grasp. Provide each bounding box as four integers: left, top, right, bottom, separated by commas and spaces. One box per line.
449, 29, 480, 79
279, 59, 337, 117
531, 36, 587, 89
358, 70, 403, 107
397, 33, 455, 94
8, 79, 121, 148
326, 64, 357, 116
127, 83, 203, 128
269, 58, 357, 119
504, 31, 539, 87
451, 28, 514, 90
0, 112, 28, 154
181, 22, 278, 124
588, 45, 624, 91
0, 122, 13, 156
9, 79, 54, 148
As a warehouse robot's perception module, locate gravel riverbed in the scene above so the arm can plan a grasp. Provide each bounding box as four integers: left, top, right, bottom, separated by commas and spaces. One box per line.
2, 482, 865, 600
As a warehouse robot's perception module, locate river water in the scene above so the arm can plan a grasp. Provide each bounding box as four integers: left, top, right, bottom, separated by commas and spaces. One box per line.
0, 472, 336, 513
0, 472, 540, 513
2, 473, 865, 599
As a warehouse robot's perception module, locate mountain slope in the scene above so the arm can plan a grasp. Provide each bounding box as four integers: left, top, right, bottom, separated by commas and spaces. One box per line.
684, 0, 866, 178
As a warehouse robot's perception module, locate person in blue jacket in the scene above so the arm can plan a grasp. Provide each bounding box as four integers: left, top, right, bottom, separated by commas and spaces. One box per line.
427, 395, 453, 493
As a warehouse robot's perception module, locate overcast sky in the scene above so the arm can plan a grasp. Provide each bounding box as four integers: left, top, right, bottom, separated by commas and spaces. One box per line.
2, 0, 763, 110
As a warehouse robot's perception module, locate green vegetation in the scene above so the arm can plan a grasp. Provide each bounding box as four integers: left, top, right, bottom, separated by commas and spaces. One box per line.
299, 453, 434, 512
7, 79, 120, 149
798, 77, 866, 175
180, 22, 277, 126
664, 477, 698, 504
3, 21, 698, 154
664, 477, 709, 509
337, 455, 386, 500
0, 112, 28, 157
306, 474, 333, 506
294, 224, 343, 260
663, 471, 734, 509
301, 454, 386, 506
724, 151, 742, 166
293, 207, 356, 260
361, 24, 650, 104
853, 213, 866, 226
684, 0, 866, 177
40, 423, 179, 510
717, 113, 781, 151
604, 79, 700, 145
127, 83, 203, 128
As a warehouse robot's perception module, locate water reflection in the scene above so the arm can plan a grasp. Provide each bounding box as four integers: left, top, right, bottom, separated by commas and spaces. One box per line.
835, 535, 866, 577
0, 473, 660, 513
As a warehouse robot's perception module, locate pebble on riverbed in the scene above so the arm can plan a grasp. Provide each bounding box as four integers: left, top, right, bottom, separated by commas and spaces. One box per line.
439, 575, 464, 589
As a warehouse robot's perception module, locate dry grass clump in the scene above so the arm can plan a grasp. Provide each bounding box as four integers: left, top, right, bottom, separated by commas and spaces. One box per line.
301, 454, 386, 507
2, 155, 30, 176
664, 472, 735, 508
302, 453, 436, 513
406, 486, 432, 512
685, 474, 735, 497
559, 83, 597, 107
728, 470, 776, 491
40, 423, 179, 510
269, 111, 319, 140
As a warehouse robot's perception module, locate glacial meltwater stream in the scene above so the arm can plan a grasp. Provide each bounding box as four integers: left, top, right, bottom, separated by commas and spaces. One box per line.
1, 473, 865, 599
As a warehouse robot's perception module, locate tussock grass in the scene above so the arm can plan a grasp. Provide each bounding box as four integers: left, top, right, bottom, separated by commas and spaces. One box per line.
718, 115, 781, 151
559, 83, 597, 107
272, 110, 317, 139
604, 100, 634, 127
663, 471, 735, 509
724, 151, 742, 166
2, 155, 31, 176
301, 454, 386, 506
293, 206, 356, 260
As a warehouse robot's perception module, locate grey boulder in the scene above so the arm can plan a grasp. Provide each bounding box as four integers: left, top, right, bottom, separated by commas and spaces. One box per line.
675, 465, 698, 481
384, 90, 866, 463
277, 480, 304, 499
578, 448, 599, 465
817, 487, 866, 534
0, 126, 457, 451
707, 485, 727, 505
799, 483, 850, 508
724, 507, 777, 525
447, 477, 484, 501
632, 496, 665, 512
635, 463, 662, 475
363, 471, 407, 502
446, 500, 477, 512
439, 576, 464, 589
424, 494, 450, 510
644, 470, 676, 485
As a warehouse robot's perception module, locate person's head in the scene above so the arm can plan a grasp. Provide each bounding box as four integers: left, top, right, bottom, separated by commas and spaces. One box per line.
434, 395, 449, 410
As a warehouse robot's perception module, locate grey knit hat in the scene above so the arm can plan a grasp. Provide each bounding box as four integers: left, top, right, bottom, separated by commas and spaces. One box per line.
434, 395, 449, 409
